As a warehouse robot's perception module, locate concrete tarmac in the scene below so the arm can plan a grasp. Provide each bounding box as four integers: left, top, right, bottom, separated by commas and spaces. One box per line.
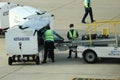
1, 0, 120, 31
0, 38, 120, 80
0, 0, 120, 80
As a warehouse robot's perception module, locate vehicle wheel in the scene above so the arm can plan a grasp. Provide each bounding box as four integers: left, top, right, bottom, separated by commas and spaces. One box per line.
83, 51, 97, 63
36, 56, 40, 65
8, 57, 13, 65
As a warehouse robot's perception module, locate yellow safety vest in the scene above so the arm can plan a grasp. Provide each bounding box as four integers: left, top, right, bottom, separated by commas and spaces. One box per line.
44, 30, 54, 41
84, 0, 91, 8
69, 30, 77, 40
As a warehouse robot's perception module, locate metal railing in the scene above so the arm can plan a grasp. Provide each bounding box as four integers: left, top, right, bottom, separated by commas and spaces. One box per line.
87, 20, 120, 47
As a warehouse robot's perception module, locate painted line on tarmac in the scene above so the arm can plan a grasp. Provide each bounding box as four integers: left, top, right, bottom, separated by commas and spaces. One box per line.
0, 66, 24, 79
72, 78, 119, 80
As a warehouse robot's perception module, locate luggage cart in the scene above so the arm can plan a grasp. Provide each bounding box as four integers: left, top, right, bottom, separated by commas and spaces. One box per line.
6, 26, 41, 65
5, 18, 54, 65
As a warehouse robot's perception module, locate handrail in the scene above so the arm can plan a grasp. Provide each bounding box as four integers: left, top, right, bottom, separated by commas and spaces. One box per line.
87, 20, 120, 47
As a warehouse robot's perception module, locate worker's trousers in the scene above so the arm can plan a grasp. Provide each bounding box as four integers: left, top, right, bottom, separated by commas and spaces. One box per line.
43, 41, 54, 62
68, 49, 77, 58
82, 7, 94, 22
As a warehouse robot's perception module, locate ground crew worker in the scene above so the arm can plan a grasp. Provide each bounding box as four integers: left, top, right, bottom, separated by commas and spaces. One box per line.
42, 24, 55, 63
81, 0, 95, 23
67, 24, 79, 59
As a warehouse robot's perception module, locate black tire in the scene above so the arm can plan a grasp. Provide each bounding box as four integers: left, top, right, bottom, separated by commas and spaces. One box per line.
83, 50, 97, 63
8, 57, 13, 65
36, 56, 40, 65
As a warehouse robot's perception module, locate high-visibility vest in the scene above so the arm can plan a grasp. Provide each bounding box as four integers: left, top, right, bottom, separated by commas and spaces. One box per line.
84, 0, 91, 8
69, 30, 77, 40
44, 30, 54, 41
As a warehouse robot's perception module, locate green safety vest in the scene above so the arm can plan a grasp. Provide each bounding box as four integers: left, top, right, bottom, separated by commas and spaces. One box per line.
84, 0, 91, 8
44, 30, 54, 41
69, 30, 77, 40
